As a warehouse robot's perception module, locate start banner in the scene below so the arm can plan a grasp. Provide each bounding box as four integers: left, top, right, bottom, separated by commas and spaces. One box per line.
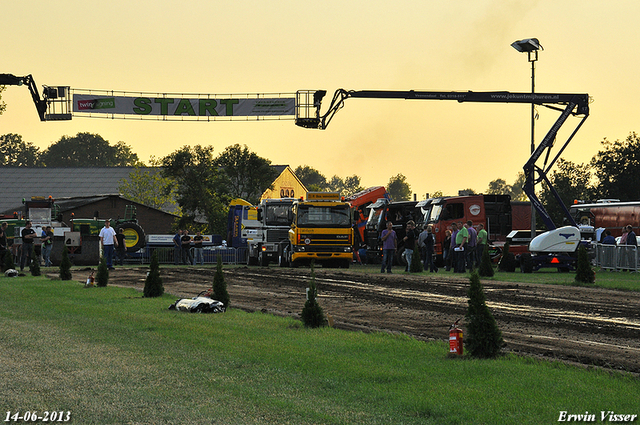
72, 94, 296, 117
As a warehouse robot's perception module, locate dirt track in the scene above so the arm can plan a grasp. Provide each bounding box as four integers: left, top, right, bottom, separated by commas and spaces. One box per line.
101, 266, 640, 375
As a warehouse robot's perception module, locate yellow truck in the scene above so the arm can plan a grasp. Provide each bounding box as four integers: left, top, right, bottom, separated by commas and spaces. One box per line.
280, 192, 353, 268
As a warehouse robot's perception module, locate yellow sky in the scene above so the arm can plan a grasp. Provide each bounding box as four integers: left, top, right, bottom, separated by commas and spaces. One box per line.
2, 1, 639, 199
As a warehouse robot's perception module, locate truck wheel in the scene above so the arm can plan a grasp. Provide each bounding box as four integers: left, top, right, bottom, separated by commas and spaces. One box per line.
115, 222, 145, 252
247, 253, 258, 266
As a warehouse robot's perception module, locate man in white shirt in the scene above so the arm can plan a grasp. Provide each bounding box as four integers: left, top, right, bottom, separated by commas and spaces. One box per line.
99, 219, 118, 270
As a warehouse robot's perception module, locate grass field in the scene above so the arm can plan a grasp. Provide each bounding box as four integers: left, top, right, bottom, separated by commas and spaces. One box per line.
1, 273, 638, 424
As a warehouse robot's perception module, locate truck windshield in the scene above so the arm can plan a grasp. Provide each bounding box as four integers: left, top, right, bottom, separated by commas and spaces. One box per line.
297, 205, 351, 228
366, 206, 384, 228
265, 204, 293, 226
427, 204, 443, 223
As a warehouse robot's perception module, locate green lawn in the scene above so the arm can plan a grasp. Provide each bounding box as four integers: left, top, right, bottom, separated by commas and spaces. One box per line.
1, 274, 638, 424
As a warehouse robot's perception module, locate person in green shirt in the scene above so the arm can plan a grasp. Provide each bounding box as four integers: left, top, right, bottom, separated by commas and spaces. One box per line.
454, 222, 468, 273
476, 223, 488, 267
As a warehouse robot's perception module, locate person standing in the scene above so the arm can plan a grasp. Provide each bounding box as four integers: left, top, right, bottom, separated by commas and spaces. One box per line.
443, 229, 452, 271
454, 221, 468, 273
465, 221, 477, 271
448, 223, 459, 272
20, 220, 37, 271
1, 222, 9, 265
173, 229, 182, 265
193, 231, 204, 265
402, 220, 416, 272
476, 223, 488, 266
423, 224, 437, 272
41, 226, 53, 267
99, 219, 117, 270
115, 228, 126, 266
380, 221, 397, 273
181, 229, 193, 265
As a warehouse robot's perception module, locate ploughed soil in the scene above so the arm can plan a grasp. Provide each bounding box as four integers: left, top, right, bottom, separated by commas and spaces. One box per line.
82, 265, 640, 375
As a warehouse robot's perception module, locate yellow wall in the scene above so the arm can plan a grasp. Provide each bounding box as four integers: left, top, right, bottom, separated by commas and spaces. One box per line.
260, 166, 307, 200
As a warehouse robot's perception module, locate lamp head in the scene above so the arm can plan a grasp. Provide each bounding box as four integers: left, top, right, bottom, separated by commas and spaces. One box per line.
511, 38, 543, 53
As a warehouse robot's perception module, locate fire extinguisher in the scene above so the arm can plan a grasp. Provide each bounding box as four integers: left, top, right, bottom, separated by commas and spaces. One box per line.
449, 318, 463, 355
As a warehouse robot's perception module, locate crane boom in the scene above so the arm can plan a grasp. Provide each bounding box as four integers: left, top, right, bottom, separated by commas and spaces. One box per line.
295, 88, 590, 231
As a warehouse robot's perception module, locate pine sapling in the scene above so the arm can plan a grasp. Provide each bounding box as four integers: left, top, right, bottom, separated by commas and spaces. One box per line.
29, 245, 41, 276
465, 270, 503, 358
143, 250, 164, 297
575, 244, 595, 284
212, 255, 229, 309
478, 244, 495, 277
3, 250, 16, 272
59, 248, 72, 281
409, 249, 424, 273
301, 262, 326, 328
96, 256, 109, 287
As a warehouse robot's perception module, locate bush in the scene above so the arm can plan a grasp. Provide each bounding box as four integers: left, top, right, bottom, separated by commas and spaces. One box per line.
212, 255, 229, 308
29, 245, 41, 276
2, 250, 16, 272
59, 248, 72, 281
301, 263, 326, 328
498, 242, 516, 272
96, 256, 109, 287
409, 249, 423, 273
575, 245, 595, 284
478, 244, 494, 277
465, 271, 503, 358
143, 250, 164, 298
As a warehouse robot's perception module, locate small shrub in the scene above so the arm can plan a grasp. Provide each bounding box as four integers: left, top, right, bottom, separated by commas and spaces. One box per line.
301, 263, 326, 328
29, 245, 41, 276
465, 270, 503, 358
3, 250, 16, 272
575, 245, 595, 284
96, 256, 109, 287
498, 242, 516, 272
212, 255, 230, 308
478, 244, 494, 277
409, 249, 423, 273
59, 248, 72, 281
144, 250, 164, 298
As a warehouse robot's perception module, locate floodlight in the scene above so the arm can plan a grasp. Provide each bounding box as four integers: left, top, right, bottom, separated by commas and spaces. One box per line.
511, 38, 543, 53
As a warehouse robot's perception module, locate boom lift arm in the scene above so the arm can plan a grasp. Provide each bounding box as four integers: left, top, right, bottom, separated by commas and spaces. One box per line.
0, 73, 59, 121
296, 88, 590, 231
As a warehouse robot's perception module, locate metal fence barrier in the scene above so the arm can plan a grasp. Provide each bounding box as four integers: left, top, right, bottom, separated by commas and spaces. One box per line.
594, 243, 638, 271
127, 246, 248, 266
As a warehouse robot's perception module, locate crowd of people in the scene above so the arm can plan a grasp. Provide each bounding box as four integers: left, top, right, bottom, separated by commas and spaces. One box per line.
172, 229, 206, 266
379, 219, 488, 274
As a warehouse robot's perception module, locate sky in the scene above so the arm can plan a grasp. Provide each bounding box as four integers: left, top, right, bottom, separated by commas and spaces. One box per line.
2, 1, 639, 200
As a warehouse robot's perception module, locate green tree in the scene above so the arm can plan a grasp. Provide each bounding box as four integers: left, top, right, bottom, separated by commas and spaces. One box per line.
387, 174, 411, 201
487, 172, 528, 201
215, 144, 278, 204
0, 85, 6, 115
539, 158, 594, 226
327, 175, 364, 197
41, 132, 142, 167
0, 134, 41, 166
29, 246, 41, 276
96, 257, 109, 287
575, 245, 595, 284
161, 145, 229, 235
465, 271, 503, 358
212, 255, 229, 309
478, 244, 494, 277
59, 249, 72, 280
295, 165, 327, 192
118, 163, 179, 214
301, 263, 326, 328
590, 132, 640, 200
143, 250, 164, 297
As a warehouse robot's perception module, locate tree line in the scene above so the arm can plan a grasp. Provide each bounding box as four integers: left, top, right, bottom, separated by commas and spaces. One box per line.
0, 132, 411, 234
